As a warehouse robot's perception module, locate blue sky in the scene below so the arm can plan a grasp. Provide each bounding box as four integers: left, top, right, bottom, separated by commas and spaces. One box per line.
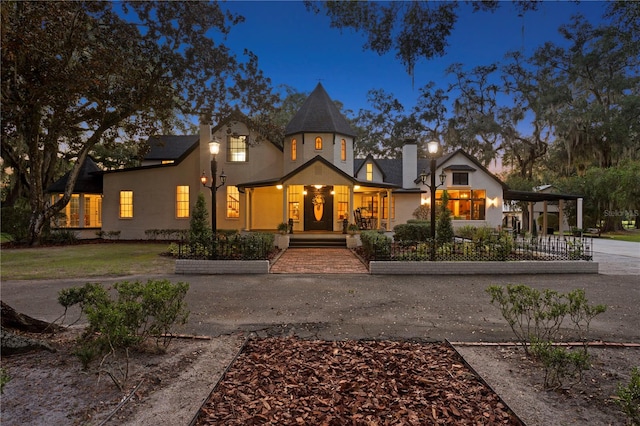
221, 1, 608, 114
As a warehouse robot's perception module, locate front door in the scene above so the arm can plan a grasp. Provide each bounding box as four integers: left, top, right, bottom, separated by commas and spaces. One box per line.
304, 185, 333, 231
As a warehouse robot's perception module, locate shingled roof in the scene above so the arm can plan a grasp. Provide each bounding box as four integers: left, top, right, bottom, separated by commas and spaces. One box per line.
285, 83, 356, 137
47, 157, 103, 193
144, 135, 199, 161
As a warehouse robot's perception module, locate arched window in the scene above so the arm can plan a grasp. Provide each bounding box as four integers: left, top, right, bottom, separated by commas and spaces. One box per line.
315, 136, 322, 150
291, 138, 297, 161
341, 139, 347, 161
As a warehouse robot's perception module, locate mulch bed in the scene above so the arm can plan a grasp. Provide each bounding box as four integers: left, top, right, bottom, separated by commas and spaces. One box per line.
195, 337, 522, 425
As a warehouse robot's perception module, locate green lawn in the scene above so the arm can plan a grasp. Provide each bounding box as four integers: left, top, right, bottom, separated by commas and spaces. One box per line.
1, 243, 175, 280
603, 229, 640, 243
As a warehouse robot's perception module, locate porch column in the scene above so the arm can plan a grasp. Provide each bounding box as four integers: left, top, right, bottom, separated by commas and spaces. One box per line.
282, 185, 288, 223
558, 199, 565, 236
386, 189, 392, 231
349, 187, 355, 224
529, 202, 534, 233
543, 201, 548, 235
244, 189, 252, 231
375, 192, 381, 229
577, 198, 583, 230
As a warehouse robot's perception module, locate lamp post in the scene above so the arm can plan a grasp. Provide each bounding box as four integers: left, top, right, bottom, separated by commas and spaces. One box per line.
200, 140, 227, 238
419, 140, 446, 261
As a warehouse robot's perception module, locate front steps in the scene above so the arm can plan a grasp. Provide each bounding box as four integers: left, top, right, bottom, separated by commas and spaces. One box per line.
288, 234, 347, 248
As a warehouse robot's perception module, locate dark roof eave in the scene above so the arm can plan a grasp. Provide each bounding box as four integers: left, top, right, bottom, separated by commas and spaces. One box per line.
504, 190, 583, 202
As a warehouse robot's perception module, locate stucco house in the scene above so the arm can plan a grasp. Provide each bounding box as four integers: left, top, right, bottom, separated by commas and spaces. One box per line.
50, 84, 510, 239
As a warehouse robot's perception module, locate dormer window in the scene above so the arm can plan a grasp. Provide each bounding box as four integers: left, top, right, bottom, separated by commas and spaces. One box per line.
227, 135, 248, 162
291, 138, 297, 161
366, 163, 373, 181
341, 139, 346, 161
315, 136, 322, 150
452, 172, 469, 185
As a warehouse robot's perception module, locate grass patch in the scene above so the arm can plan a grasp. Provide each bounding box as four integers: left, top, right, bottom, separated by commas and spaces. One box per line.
603, 229, 640, 243
1, 243, 174, 280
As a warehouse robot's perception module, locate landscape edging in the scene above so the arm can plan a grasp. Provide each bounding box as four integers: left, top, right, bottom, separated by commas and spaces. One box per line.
369, 260, 599, 275
175, 259, 270, 274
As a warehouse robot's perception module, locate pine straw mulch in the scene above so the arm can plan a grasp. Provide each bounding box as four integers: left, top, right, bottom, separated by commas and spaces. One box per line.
195, 337, 522, 425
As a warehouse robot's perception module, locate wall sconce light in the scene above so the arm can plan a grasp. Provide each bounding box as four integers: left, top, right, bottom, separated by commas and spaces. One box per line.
487, 197, 500, 208
303, 190, 308, 195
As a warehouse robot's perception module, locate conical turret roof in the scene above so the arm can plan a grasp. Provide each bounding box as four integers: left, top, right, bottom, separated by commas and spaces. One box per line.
285, 83, 356, 137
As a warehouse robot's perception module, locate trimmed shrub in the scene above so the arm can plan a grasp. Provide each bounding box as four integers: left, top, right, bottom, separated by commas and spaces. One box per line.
360, 230, 391, 259
393, 221, 430, 242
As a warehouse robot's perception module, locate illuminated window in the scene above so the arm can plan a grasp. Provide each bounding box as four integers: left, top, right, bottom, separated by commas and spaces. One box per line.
227, 135, 248, 162
440, 189, 485, 220
336, 186, 349, 220
366, 163, 373, 181
226, 186, 240, 218
341, 139, 347, 161
358, 195, 378, 218
51, 194, 102, 227
382, 195, 395, 220
291, 138, 297, 161
287, 185, 302, 221
84, 195, 102, 227
119, 191, 133, 218
176, 186, 189, 218
315, 136, 322, 150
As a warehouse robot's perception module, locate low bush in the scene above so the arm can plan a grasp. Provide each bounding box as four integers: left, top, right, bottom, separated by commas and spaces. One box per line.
360, 230, 391, 259
530, 339, 590, 390
393, 221, 430, 242
616, 367, 640, 425
486, 285, 606, 351
487, 284, 606, 390
58, 279, 190, 389
456, 225, 476, 240
45, 229, 78, 245
144, 229, 187, 240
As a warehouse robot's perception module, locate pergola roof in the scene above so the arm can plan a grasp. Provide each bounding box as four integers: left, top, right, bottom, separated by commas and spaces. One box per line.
503, 189, 583, 202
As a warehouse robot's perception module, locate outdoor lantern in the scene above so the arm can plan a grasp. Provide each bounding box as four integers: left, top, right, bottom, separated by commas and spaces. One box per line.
209, 140, 220, 156
439, 170, 446, 185
427, 140, 440, 156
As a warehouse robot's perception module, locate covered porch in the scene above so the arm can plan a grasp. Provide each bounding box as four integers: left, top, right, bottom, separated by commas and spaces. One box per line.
237, 156, 398, 233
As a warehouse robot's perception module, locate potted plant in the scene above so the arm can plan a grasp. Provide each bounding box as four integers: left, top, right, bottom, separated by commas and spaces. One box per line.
346, 223, 361, 248
277, 222, 289, 235
276, 222, 290, 249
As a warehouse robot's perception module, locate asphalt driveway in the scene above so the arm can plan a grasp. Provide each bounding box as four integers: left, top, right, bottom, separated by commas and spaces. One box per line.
2, 238, 638, 343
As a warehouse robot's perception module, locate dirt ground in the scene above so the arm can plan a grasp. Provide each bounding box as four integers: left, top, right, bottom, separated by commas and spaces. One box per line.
1, 329, 636, 426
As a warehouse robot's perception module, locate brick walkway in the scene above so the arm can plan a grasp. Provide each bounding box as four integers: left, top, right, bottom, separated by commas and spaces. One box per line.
270, 248, 369, 274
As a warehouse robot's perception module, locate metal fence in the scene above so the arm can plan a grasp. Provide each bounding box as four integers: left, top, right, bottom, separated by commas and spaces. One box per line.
177, 233, 275, 260
365, 236, 593, 262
